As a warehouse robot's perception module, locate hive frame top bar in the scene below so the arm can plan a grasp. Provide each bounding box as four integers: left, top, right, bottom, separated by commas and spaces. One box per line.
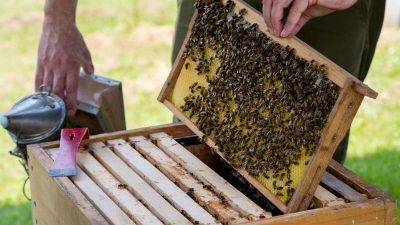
158, 0, 378, 213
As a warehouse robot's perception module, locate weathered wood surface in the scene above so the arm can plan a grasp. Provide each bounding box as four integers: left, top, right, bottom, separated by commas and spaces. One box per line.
321, 172, 368, 203
327, 160, 397, 225
161, 102, 289, 212
246, 199, 386, 225
108, 139, 220, 225
88, 142, 192, 225
289, 81, 365, 212
150, 132, 271, 220
46, 148, 135, 225
74, 149, 162, 225
29, 123, 396, 225
40, 123, 193, 149
130, 136, 248, 224
313, 186, 346, 208
28, 144, 109, 225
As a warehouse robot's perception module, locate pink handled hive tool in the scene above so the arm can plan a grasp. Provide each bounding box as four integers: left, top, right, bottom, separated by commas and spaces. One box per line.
48, 128, 89, 177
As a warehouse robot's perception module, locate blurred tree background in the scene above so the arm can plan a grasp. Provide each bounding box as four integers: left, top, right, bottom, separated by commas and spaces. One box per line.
0, 1, 398, 224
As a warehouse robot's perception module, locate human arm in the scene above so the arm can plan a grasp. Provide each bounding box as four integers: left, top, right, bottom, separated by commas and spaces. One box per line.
35, 0, 94, 116
262, 0, 358, 37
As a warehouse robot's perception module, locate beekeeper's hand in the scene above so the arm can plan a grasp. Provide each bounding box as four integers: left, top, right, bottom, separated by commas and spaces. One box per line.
35, 0, 94, 116
262, 0, 357, 37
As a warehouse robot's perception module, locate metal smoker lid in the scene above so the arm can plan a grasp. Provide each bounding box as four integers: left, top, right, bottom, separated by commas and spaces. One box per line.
2, 85, 67, 145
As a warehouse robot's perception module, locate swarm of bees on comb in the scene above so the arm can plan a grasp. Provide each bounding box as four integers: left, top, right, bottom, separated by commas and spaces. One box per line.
180, 0, 339, 202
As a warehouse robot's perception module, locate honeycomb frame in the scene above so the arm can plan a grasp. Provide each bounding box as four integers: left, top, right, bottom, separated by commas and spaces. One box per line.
158, 0, 377, 213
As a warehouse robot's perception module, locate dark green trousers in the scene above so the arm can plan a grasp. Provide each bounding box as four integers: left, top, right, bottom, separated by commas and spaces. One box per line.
172, 0, 385, 163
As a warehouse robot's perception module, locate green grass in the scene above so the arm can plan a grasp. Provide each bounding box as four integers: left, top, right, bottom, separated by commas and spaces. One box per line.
345, 35, 400, 221
0, 1, 398, 224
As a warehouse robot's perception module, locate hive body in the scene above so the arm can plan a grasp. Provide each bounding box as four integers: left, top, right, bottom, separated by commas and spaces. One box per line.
28, 124, 396, 225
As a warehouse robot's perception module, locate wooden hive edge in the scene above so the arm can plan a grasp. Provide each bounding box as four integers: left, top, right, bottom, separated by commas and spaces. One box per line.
30, 124, 395, 224
320, 171, 368, 203
243, 198, 386, 225
38, 123, 194, 149
285, 81, 364, 212
327, 160, 397, 225
27, 144, 109, 225
46, 148, 137, 225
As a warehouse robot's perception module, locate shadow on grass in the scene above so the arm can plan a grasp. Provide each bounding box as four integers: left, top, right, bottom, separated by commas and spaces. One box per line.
0, 200, 31, 225
345, 147, 400, 221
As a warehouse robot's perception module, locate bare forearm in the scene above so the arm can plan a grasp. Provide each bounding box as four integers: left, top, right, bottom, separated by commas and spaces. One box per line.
36, 0, 93, 116
43, 0, 77, 27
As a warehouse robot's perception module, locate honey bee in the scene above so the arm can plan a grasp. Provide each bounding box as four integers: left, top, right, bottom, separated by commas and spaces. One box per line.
285, 180, 293, 186
239, 8, 247, 16
186, 188, 194, 198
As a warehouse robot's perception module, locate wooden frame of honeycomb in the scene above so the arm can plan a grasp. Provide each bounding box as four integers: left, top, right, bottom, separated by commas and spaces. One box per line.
158, 0, 377, 213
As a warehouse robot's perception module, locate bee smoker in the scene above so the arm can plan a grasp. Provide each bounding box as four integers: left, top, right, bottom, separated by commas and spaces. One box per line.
0, 72, 126, 175
0, 85, 67, 173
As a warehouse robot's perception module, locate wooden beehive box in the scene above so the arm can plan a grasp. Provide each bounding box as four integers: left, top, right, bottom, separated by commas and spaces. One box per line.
158, 0, 379, 213
28, 123, 396, 225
